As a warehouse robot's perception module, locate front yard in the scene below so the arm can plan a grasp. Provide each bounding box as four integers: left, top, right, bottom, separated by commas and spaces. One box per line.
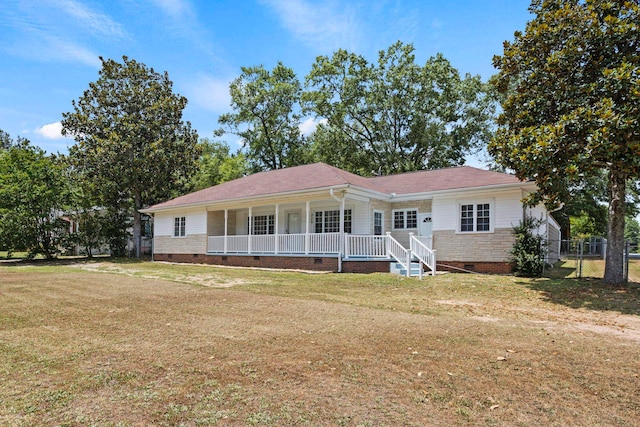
1, 260, 639, 426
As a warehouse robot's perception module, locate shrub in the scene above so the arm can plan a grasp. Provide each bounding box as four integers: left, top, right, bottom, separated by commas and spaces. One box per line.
511, 216, 546, 277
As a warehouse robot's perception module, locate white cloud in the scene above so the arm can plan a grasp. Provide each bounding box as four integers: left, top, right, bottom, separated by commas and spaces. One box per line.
35, 122, 66, 140
184, 75, 232, 113
54, 0, 128, 40
299, 117, 327, 136
260, 0, 361, 51
150, 0, 193, 18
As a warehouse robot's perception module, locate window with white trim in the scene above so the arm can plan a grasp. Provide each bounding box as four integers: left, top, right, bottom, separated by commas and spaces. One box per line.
460, 203, 492, 232
393, 209, 417, 230
315, 209, 352, 233
250, 214, 275, 235
174, 216, 186, 237
374, 211, 383, 235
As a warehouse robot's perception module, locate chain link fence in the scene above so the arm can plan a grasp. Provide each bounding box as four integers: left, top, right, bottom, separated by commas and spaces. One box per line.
549, 237, 631, 282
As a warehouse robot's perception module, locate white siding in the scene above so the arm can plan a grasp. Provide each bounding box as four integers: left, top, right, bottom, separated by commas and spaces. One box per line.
433, 189, 525, 232
154, 209, 207, 236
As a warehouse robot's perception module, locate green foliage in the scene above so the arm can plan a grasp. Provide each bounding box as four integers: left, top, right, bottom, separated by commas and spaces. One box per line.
218, 62, 309, 172
62, 56, 200, 257
624, 216, 640, 246
190, 139, 248, 191
304, 41, 496, 175
511, 216, 546, 277
0, 140, 72, 258
489, 1, 640, 284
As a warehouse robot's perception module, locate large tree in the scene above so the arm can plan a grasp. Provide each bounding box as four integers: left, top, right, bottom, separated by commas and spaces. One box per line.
0, 139, 72, 258
62, 56, 200, 258
190, 138, 248, 191
218, 62, 309, 172
304, 41, 496, 175
489, 0, 640, 284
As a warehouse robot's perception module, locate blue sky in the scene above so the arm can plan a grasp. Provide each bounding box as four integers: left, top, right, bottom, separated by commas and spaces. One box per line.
0, 0, 533, 155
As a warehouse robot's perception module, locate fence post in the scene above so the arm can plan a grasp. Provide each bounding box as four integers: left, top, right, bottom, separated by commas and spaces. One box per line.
624, 240, 629, 283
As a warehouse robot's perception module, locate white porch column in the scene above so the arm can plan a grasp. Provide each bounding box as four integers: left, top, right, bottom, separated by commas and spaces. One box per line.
274, 204, 279, 254
224, 209, 228, 254
248, 207, 252, 254
305, 201, 310, 254
339, 196, 345, 257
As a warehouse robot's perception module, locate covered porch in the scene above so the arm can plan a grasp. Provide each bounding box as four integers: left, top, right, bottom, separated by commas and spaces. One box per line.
203, 192, 435, 276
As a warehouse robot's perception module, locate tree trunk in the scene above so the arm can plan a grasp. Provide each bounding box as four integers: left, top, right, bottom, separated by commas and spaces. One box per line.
603, 169, 626, 285
133, 191, 142, 259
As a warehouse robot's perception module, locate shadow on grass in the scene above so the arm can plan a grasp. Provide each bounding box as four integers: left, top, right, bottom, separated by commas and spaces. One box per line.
0, 255, 151, 267
520, 276, 640, 316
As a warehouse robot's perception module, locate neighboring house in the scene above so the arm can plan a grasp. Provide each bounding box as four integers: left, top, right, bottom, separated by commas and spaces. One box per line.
141, 162, 560, 276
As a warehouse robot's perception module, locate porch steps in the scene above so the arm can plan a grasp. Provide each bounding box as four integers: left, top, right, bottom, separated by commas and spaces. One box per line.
390, 261, 426, 277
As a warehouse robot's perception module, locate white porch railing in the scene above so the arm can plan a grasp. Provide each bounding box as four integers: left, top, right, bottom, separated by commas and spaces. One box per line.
386, 232, 412, 277
207, 233, 341, 255
345, 235, 388, 258
410, 234, 436, 277
207, 233, 436, 279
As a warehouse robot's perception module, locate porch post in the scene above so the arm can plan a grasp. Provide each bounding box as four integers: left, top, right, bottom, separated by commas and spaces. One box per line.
274, 204, 279, 254
339, 196, 345, 257
248, 207, 252, 254
305, 201, 310, 254
224, 209, 228, 254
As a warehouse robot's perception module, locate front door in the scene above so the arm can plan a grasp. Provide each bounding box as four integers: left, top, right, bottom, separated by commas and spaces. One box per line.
287, 212, 301, 234
418, 213, 432, 237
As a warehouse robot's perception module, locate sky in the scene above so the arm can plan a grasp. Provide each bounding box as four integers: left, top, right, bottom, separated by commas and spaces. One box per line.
0, 0, 533, 156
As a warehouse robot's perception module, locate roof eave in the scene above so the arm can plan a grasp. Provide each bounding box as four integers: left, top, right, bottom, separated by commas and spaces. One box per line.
140, 184, 352, 214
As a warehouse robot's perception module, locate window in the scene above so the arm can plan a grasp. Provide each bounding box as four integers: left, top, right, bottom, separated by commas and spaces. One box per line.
315, 209, 352, 233
250, 215, 275, 235
174, 216, 186, 237
393, 209, 418, 229
374, 211, 383, 235
459, 203, 492, 232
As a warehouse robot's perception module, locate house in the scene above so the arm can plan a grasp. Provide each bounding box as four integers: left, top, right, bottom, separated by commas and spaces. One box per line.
141, 162, 560, 276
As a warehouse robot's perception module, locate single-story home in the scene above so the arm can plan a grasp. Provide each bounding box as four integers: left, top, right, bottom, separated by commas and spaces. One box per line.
141, 162, 560, 276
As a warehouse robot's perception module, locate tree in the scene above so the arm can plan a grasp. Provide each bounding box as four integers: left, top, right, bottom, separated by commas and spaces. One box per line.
0, 140, 72, 258
190, 139, 248, 191
62, 56, 200, 258
218, 62, 309, 172
489, 0, 640, 285
304, 41, 496, 176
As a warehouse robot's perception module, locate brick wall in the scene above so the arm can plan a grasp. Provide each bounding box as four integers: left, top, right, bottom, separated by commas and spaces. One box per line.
154, 234, 207, 254
154, 253, 339, 272
433, 228, 514, 263
342, 260, 391, 274
437, 261, 512, 274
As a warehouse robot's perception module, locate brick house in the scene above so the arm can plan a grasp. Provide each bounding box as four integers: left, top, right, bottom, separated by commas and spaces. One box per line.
141, 162, 560, 276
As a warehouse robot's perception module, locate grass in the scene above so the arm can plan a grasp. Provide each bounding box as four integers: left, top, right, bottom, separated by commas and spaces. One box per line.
1, 259, 639, 426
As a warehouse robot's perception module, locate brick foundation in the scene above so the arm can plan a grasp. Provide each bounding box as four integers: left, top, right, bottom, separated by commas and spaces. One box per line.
154, 253, 339, 272
437, 261, 512, 274
342, 260, 391, 274
153, 254, 512, 275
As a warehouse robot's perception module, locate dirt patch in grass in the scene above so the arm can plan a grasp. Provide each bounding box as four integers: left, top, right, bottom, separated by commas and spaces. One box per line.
1, 262, 639, 426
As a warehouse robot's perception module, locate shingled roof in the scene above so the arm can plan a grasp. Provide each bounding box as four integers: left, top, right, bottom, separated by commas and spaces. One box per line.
146, 162, 526, 211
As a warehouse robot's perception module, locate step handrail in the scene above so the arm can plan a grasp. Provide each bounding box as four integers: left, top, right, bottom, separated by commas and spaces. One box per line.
386, 232, 411, 277
410, 233, 437, 277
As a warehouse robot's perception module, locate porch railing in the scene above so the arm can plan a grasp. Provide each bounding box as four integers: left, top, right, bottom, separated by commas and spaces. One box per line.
207, 233, 436, 279
386, 232, 411, 276
207, 233, 341, 255
410, 234, 436, 277
345, 235, 388, 258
